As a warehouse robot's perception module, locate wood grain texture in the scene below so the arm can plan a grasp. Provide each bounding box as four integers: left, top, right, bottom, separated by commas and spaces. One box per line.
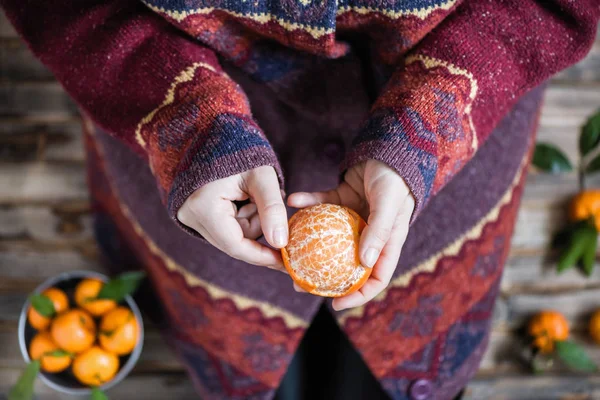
464, 376, 600, 400
0, 206, 93, 246
0, 164, 88, 204
0, 370, 197, 400
0, 121, 84, 162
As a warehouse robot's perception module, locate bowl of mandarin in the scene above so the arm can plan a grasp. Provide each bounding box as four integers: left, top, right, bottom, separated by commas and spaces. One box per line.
11, 270, 145, 400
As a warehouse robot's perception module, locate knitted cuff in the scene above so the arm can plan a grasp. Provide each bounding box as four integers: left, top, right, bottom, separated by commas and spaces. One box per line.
343, 56, 478, 222
166, 113, 283, 235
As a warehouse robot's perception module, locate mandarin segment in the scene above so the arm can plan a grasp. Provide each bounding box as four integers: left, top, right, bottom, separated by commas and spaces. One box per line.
282, 204, 370, 297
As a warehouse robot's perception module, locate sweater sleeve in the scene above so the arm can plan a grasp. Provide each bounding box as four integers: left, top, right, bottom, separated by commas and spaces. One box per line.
1, 0, 282, 220
343, 0, 599, 220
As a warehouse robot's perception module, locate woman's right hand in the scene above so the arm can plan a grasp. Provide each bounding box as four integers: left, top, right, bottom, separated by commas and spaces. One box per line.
176, 166, 288, 271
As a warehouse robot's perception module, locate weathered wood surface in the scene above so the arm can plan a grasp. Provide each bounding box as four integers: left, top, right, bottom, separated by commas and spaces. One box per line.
1, 10, 600, 399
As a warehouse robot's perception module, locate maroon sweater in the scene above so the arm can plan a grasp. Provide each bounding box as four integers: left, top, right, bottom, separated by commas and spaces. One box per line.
3, 1, 599, 399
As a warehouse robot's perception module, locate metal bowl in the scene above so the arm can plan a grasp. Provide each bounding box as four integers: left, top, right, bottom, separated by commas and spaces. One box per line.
18, 270, 144, 395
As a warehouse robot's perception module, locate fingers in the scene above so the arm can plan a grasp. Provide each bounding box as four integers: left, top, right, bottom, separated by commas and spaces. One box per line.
359, 177, 405, 268
236, 203, 262, 239
204, 211, 284, 267
332, 214, 409, 311
177, 181, 284, 269
245, 167, 288, 249
287, 183, 363, 212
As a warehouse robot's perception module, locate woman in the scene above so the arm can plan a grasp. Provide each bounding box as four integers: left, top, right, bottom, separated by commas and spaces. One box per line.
3, 1, 598, 399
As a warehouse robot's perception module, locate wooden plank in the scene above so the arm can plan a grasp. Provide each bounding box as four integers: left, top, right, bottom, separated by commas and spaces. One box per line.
499, 288, 600, 329
0, 206, 93, 245
479, 330, 600, 374
0, 40, 54, 81
510, 201, 565, 251
541, 84, 600, 124
554, 42, 600, 83
465, 375, 600, 400
0, 245, 101, 290
0, 370, 196, 400
0, 11, 17, 39
0, 82, 77, 118
0, 328, 182, 372
0, 120, 84, 162
0, 164, 88, 204
502, 254, 600, 294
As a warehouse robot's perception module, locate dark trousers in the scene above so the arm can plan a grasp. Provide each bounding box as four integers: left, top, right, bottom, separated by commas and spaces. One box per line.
275, 305, 466, 400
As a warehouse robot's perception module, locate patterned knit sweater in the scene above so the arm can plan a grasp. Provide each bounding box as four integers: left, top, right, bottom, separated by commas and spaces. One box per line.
4, 2, 600, 400
3, 0, 598, 224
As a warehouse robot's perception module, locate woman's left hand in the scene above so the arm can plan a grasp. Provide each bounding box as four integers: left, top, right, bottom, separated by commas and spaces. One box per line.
287, 160, 415, 311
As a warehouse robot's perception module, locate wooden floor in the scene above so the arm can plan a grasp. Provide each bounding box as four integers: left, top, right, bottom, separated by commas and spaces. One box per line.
1, 11, 600, 399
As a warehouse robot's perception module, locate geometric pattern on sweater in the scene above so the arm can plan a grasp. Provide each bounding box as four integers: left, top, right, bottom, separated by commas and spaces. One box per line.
339, 151, 527, 385
339, 139, 528, 325
346, 56, 478, 216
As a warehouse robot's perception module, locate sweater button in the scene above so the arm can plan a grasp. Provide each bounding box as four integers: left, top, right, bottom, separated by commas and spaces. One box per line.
323, 140, 345, 163
409, 379, 433, 400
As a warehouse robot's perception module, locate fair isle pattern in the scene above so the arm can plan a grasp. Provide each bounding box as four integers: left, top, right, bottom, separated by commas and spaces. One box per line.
135, 62, 219, 149
406, 54, 479, 151
379, 284, 496, 400
141, 1, 335, 39
120, 202, 306, 329
340, 169, 525, 379
345, 54, 479, 216
142, 0, 457, 34
338, 149, 527, 325
337, 0, 458, 20
86, 117, 306, 330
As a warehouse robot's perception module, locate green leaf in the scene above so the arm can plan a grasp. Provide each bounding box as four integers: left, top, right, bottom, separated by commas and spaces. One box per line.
44, 349, 72, 358
581, 226, 598, 277
585, 153, 600, 174
29, 294, 55, 318
96, 271, 146, 303
580, 109, 600, 156
555, 340, 598, 372
532, 143, 573, 173
8, 360, 40, 400
91, 387, 109, 400
557, 223, 593, 273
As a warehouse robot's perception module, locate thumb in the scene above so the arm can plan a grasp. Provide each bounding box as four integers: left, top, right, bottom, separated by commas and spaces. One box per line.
246, 167, 288, 248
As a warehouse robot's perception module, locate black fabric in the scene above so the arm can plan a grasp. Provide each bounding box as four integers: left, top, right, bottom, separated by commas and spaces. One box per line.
275, 304, 391, 400
275, 304, 467, 400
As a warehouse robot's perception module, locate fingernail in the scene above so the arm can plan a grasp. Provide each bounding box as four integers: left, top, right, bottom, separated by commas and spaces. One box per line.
273, 226, 287, 248
364, 248, 379, 268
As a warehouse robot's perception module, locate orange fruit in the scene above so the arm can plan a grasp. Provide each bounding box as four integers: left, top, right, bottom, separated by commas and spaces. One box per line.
282, 203, 370, 297
528, 310, 570, 353
570, 190, 600, 231
72, 346, 119, 386
590, 310, 600, 345
27, 287, 69, 330
29, 331, 72, 373
50, 309, 96, 354
99, 306, 140, 355
74, 279, 117, 317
